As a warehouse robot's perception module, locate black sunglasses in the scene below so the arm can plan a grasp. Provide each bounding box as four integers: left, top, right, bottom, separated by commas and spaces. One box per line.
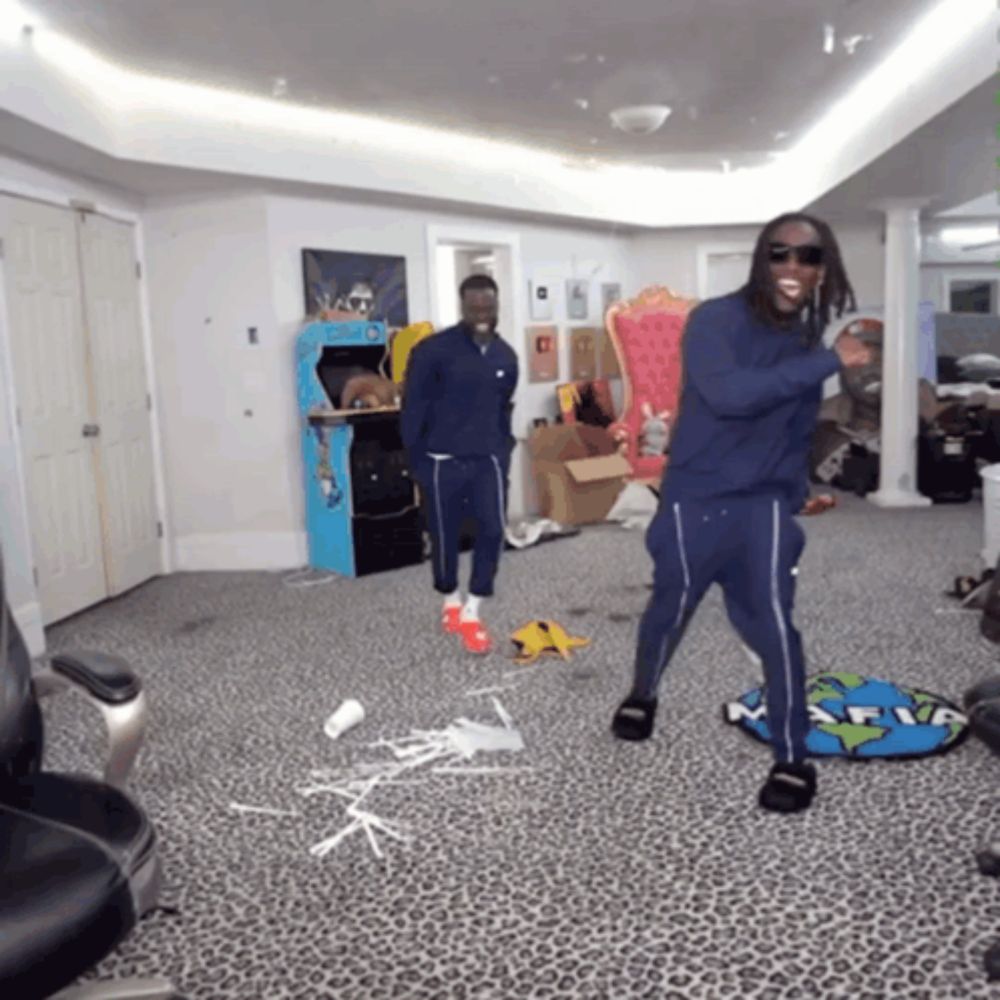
768, 242, 824, 266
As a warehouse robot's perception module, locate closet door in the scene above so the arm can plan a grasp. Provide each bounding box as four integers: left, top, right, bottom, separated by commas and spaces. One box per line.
76, 212, 161, 597
0, 196, 108, 623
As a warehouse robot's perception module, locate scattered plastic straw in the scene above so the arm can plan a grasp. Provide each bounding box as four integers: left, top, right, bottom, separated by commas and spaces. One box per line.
303, 700, 524, 861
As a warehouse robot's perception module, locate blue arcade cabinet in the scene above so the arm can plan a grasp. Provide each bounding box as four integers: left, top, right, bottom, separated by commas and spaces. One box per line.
296, 320, 424, 577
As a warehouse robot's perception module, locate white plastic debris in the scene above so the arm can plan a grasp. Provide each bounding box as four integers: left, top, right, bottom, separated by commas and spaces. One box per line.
229, 802, 301, 818
303, 700, 525, 861
324, 699, 365, 740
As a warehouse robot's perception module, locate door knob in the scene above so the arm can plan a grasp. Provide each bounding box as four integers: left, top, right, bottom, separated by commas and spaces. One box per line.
82, 424, 100, 438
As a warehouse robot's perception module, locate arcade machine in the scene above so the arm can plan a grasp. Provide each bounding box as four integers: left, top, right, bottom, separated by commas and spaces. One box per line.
296, 320, 424, 577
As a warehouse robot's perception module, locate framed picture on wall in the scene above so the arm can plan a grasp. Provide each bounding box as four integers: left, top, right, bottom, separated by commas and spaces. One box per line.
601, 282, 622, 317
302, 249, 409, 327
529, 280, 553, 321
597, 328, 621, 379
566, 279, 589, 320
527, 325, 559, 383
570, 327, 598, 380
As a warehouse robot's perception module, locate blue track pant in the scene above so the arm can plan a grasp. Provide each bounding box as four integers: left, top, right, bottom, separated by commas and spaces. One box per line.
422, 455, 507, 598
631, 495, 809, 763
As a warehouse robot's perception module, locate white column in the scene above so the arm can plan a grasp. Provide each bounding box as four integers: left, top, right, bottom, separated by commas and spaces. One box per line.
868, 199, 931, 509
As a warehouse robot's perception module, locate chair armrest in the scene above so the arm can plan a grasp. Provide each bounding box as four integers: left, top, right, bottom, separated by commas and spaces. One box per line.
50, 651, 142, 704
34, 652, 149, 791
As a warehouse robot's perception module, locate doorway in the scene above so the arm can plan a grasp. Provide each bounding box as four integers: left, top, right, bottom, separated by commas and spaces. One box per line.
0, 195, 162, 626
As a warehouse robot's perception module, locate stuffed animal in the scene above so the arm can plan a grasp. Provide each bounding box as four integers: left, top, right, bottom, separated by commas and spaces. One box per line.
639, 403, 670, 456
341, 373, 400, 410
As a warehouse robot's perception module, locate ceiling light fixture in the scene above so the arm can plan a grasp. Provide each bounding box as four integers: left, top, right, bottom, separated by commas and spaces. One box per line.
0, 0, 37, 44
823, 24, 836, 54
939, 224, 999, 246
608, 104, 671, 135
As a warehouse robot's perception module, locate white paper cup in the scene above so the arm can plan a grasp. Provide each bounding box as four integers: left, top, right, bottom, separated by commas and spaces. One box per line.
324, 699, 365, 740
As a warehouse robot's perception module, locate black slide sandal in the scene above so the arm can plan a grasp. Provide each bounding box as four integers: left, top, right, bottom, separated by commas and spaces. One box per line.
759, 761, 817, 813
611, 696, 658, 741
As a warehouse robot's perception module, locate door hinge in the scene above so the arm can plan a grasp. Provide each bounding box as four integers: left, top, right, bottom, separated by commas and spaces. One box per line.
0, 237, 5, 260
32, 566, 38, 586
15, 406, 21, 427
136, 261, 142, 279
156, 521, 164, 538
146, 392, 152, 411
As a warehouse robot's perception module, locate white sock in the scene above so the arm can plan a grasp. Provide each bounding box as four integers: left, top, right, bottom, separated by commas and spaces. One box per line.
461, 595, 482, 622
443, 590, 462, 609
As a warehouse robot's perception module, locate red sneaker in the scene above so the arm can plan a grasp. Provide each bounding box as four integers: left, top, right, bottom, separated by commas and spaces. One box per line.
458, 619, 492, 655
442, 605, 462, 634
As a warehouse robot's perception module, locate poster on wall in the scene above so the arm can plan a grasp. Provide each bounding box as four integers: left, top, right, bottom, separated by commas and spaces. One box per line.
567, 279, 589, 320
597, 328, 621, 379
302, 249, 409, 327
601, 282, 622, 317
570, 327, 598, 381
527, 325, 559, 383
529, 281, 553, 321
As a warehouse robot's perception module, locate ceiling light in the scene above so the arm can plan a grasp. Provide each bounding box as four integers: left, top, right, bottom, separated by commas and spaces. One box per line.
574, 98, 590, 110
939, 225, 999, 245
609, 104, 671, 135
0, 0, 37, 45
823, 24, 836, 55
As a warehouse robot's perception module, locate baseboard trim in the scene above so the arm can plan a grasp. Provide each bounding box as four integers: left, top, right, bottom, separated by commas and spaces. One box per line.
12, 600, 45, 657
174, 531, 308, 572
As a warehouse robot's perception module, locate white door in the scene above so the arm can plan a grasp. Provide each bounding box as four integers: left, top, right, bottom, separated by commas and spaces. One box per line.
706, 252, 753, 298
0, 196, 108, 623
76, 212, 161, 597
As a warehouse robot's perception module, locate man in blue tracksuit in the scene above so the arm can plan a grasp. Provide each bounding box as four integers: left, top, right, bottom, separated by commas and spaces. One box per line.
611, 212, 872, 813
401, 274, 518, 655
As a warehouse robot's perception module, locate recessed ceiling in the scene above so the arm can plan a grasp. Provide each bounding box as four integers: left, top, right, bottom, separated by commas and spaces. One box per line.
25, 0, 943, 169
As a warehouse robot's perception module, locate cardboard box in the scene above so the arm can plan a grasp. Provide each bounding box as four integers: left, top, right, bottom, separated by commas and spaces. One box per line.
528, 424, 629, 525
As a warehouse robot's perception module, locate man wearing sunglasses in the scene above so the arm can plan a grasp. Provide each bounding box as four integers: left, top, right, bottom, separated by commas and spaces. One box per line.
611, 212, 872, 814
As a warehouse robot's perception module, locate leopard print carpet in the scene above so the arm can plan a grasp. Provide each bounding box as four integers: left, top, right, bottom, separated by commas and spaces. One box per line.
43, 493, 1000, 998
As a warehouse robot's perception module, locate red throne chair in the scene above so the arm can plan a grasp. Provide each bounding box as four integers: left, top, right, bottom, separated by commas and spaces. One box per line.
605, 285, 697, 487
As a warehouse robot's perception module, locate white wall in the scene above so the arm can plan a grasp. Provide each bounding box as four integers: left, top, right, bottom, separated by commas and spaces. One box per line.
141, 189, 632, 568
0, 152, 141, 653
142, 192, 296, 571
0, 153, 142, 214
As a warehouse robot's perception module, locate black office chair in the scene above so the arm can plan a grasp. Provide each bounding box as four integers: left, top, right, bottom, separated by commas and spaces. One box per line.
0, 547, 178, 999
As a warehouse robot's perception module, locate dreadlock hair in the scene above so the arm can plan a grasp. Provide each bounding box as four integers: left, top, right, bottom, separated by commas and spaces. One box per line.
743, 212, 856, 347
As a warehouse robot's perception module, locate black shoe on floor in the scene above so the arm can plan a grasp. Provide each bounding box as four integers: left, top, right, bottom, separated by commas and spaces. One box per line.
611, 696, 657, 741
758, 761, 816, 813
